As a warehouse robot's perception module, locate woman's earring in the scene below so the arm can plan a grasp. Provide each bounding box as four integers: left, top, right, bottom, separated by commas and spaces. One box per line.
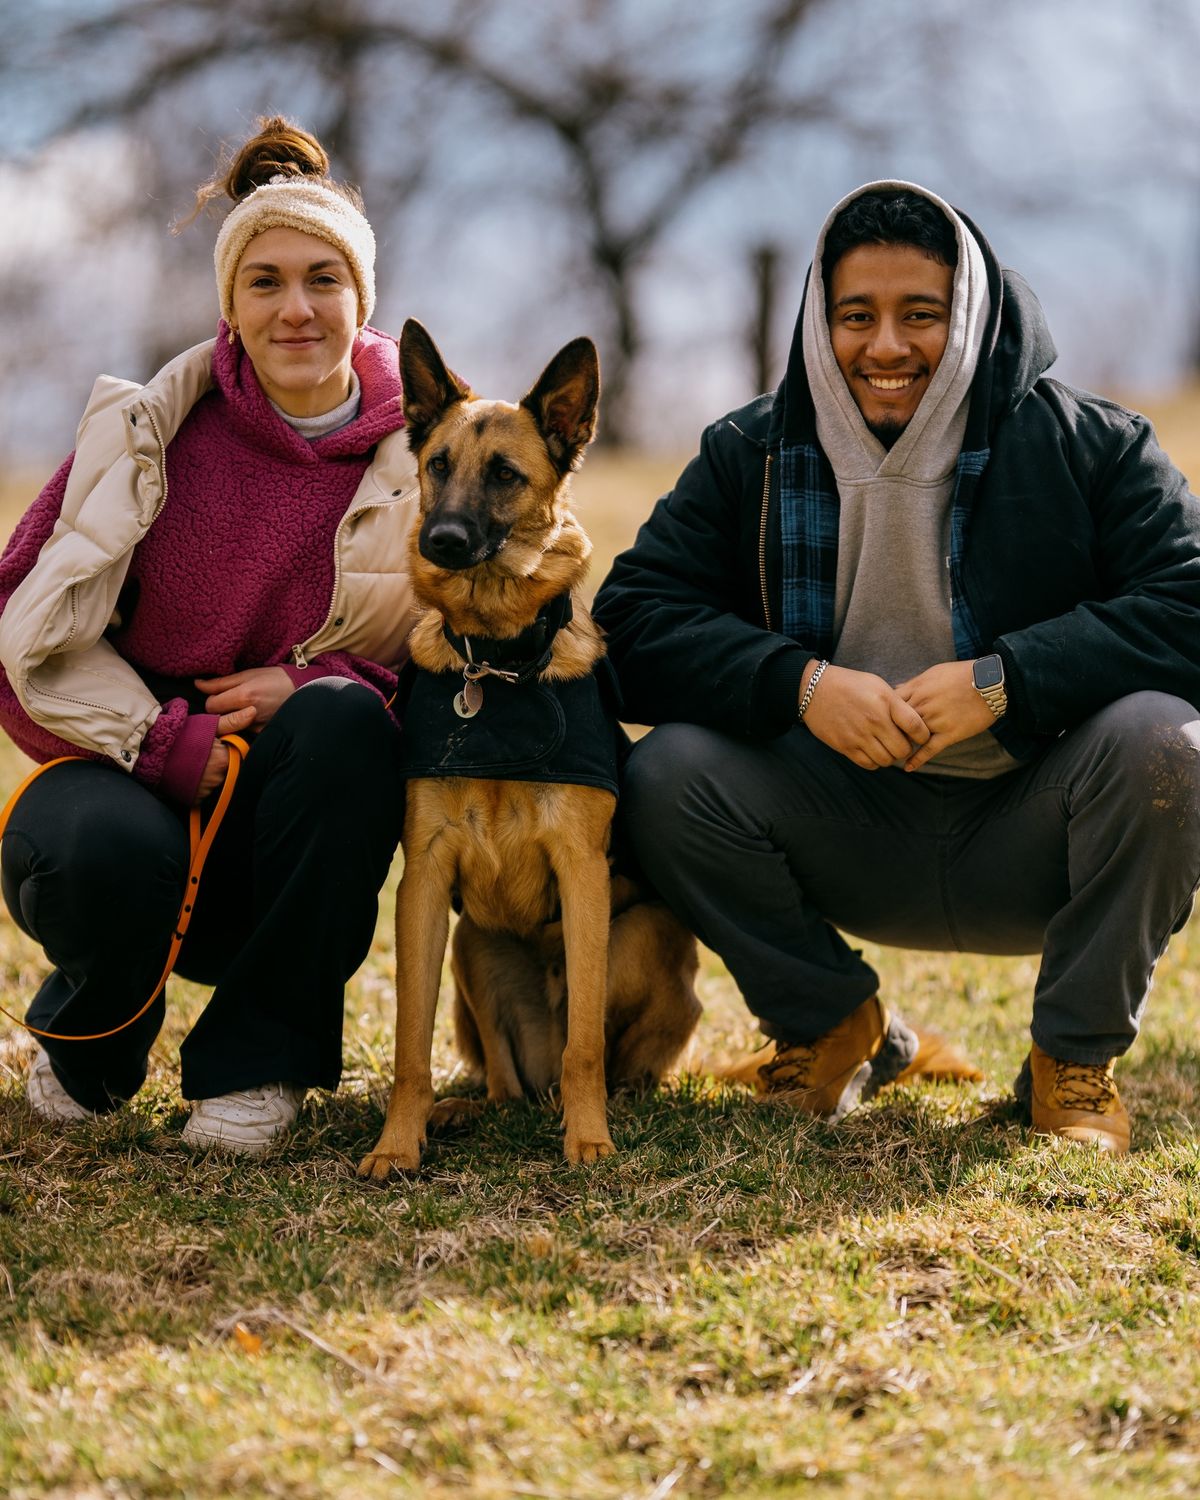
227, 324, 238, 346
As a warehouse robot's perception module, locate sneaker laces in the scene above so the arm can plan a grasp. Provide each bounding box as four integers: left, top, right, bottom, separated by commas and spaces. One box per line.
1050, 1058, 1119, 1112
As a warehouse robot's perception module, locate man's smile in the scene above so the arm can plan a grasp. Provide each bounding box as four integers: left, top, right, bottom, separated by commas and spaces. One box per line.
863, 373, 921, 391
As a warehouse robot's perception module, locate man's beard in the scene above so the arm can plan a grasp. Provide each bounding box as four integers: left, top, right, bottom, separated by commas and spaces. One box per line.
866, 416, 908, 450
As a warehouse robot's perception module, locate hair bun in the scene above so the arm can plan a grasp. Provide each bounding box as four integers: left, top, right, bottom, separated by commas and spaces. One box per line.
225, 115, 329, 202
179, 114, 364, 235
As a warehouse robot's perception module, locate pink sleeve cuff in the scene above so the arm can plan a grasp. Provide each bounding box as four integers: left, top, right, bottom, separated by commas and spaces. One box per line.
154, 713, 219, 806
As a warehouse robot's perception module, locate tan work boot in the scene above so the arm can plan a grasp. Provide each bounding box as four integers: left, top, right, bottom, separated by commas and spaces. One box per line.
1013, 1041, 1130, 1154
754, 995, 918, 1123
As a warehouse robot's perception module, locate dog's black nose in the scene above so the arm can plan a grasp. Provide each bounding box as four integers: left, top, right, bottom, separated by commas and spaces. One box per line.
421, 517, 478, 569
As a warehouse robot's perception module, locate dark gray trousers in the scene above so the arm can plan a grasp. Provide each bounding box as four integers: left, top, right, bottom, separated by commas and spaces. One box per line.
620, 692, 1200, 1064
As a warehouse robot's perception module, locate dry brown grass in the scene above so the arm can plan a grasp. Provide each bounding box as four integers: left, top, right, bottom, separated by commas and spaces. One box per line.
2, 392, 1200, 1497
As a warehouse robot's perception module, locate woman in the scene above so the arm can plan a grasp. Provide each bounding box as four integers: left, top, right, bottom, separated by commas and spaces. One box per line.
0, 117, 417, 1153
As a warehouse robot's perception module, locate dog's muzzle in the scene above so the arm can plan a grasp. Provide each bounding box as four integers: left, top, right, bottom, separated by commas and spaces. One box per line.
419, 514, 507, 570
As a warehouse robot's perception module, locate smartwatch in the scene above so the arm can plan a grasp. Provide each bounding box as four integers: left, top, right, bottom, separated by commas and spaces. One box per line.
972, 653, 1007, 718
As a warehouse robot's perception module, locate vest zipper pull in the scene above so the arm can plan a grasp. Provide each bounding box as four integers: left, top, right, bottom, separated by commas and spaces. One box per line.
292, 644, 308, 669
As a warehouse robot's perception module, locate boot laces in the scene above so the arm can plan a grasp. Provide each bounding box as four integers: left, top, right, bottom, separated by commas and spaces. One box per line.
760, 1041, 821, 1090
1051, 1058, 1118, 1112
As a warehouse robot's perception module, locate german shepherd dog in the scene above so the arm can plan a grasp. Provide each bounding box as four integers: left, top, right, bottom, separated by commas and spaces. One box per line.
358, 321, 700, 1180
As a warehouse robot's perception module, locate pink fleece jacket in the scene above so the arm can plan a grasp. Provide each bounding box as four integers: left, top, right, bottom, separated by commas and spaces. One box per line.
0, 326, 406, 805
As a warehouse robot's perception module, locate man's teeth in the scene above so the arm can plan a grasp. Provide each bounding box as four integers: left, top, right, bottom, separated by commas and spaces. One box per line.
867, 376, 915, 390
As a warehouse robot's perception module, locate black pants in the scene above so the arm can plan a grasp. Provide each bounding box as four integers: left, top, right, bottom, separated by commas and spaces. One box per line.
1, 679, 404, 1109
620, 693, 1200, 1064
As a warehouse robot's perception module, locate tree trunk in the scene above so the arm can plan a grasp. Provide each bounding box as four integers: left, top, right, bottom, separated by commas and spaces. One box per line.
750, 242, 781, 395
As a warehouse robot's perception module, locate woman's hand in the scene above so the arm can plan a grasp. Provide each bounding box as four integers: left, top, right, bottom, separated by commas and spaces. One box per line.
895, 661, 996, 771
195, 706, 258, 801
196, 667, 296, 734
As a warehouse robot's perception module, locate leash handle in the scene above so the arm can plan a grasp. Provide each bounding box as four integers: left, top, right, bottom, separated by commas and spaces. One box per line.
0, 733, 249, 1042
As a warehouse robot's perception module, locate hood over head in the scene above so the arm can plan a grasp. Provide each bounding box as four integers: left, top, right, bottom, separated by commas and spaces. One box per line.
802, 179, 990, 481
777, 180, 1057, 450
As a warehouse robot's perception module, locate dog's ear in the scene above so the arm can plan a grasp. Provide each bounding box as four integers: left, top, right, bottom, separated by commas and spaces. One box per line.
520, 338, 600, 473
400, 319, 473, 449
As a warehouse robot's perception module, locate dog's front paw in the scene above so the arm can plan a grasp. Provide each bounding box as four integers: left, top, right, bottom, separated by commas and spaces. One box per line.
564, 1134, 617, 1165
357, 1142, 423, 1181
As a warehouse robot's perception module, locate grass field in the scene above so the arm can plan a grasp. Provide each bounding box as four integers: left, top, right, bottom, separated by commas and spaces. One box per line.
2, 400, 1200, 1498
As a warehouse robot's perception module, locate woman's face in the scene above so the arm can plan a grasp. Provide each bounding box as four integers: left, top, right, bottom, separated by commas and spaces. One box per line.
231, 226, 360, 418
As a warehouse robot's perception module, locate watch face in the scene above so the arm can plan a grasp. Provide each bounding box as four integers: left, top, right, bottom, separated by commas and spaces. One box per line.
973, 655, 1004, 690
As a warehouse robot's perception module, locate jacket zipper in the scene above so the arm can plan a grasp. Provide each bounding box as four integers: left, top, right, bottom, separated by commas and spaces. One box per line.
33, 687, 124, 716
142, 403, 171, 521
62, 583, 81, 651
758, 452, 773, 632
291, 491, 414, 668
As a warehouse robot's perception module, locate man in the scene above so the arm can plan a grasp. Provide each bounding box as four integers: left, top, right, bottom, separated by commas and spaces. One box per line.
593, 181, 1200, 1153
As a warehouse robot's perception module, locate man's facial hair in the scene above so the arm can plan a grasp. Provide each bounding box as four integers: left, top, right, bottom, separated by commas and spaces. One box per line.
867, 417, 906, 450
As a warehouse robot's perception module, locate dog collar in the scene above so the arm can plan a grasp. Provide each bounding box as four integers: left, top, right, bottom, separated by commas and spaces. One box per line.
441, 592, 574, 688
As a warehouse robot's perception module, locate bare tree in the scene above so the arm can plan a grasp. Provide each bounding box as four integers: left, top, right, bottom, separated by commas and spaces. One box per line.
5, 0, 1197, 459
2, 0, 899, 442
748, 244, 783, 394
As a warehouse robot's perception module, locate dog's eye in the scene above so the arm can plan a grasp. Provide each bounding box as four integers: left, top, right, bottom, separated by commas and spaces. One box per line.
495, 465, 517, 483
428, 454, 448, 474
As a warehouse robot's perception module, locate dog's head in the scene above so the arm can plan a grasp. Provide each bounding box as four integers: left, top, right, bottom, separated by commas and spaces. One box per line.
399, 318, 600, 575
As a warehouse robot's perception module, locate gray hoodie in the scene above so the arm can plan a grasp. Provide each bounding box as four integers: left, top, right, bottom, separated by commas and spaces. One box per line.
801, 179, 1014, 777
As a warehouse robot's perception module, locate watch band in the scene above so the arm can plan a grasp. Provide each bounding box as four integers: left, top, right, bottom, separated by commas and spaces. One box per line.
977, 680, 1007, 718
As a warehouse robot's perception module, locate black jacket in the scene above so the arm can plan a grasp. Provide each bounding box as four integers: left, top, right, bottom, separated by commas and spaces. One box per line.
593, 222, 1200, 747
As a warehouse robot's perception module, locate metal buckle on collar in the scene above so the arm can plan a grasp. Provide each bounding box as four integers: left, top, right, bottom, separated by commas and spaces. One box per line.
462, 639, 521, 684
453, 639, 524, 719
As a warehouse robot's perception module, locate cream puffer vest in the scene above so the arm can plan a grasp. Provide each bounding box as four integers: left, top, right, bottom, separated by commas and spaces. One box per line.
0, 339, 419, 771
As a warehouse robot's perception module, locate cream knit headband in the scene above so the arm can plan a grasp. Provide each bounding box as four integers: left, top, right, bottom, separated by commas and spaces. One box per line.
214, 175, 376, 327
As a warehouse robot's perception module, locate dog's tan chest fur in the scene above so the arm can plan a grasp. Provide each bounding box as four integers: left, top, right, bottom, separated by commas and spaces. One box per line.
406, 778, 616, 940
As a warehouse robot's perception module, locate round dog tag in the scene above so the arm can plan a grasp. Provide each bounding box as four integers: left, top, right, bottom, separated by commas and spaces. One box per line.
454, 685, 481, 719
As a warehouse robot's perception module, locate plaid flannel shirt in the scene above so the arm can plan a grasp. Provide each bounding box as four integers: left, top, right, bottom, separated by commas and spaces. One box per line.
778, 442, 991, 662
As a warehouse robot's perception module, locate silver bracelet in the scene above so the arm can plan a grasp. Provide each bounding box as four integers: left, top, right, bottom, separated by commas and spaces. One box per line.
797, 659, 829, 721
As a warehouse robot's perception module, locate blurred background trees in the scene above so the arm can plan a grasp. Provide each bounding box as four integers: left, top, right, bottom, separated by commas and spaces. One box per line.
2, 0, 1199, 459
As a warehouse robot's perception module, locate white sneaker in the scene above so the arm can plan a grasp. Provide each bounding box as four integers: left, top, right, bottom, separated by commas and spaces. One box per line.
26, 1047, 100, 1123
181, 1083, 306, 1155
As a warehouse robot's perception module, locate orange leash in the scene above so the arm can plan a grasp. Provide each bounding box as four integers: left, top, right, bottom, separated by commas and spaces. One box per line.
0, 734, 249, 1041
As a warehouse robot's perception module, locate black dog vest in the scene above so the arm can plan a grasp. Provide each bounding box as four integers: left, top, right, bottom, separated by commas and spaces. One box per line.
397, 595, 628, 796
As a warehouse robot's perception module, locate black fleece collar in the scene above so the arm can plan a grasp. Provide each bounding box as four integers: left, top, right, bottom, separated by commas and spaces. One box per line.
441, 592, 574, 686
